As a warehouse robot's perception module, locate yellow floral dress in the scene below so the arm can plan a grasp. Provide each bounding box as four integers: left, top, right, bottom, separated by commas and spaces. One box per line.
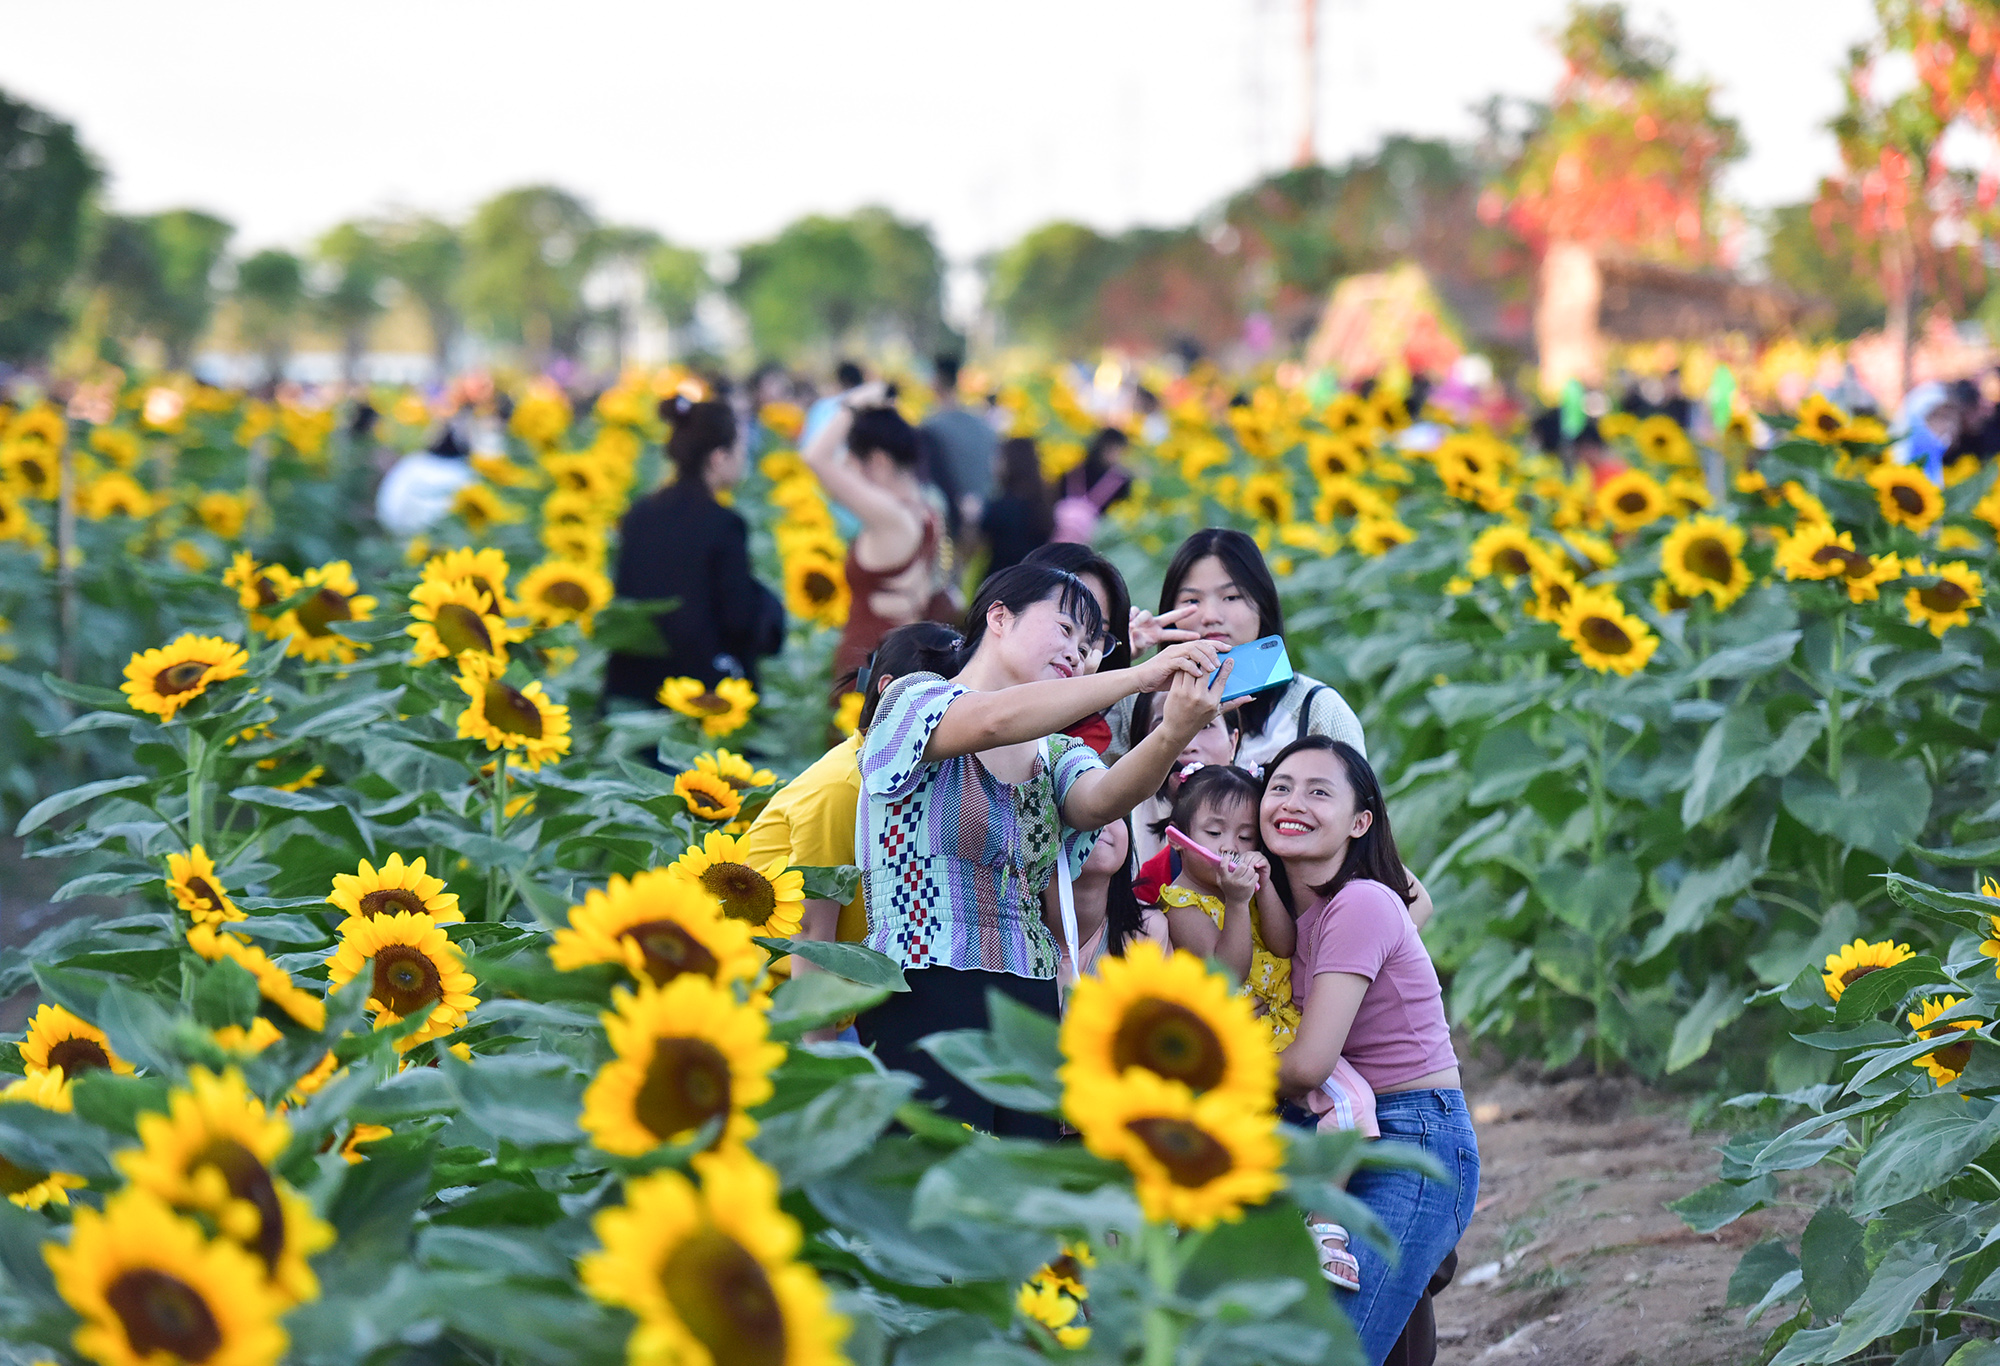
1156, 884, 1300, 1047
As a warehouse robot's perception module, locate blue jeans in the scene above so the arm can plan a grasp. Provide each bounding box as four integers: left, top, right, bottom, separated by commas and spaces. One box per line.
1342, 1089, 1480, 1366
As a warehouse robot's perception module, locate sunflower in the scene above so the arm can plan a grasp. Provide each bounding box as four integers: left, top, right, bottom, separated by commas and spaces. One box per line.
195, 490, 249, 540
1795, 393, 1849, 443
167, 845, 243, 925
115, 1068, 332, 1305
1525, 563, 1579, 624
325, 911, 479, 1052
1017, 1270, 1090, 1350
1, 1070, 87, 1208
1070, 1070, 1284, 1230
668, 832, 805, 938
1594, 470, 1670, 532
1651, 578, 1694, 613
222, 552, 293, 633
784, 554, 851, 630
1, 440, 59, 498
270, 560, 376, 664
1844, 414, 1891, 445
0, 489, 43, 546
542, 521, 609, 565
186, 926, 327, 1030
833, 691, 864, 737
1558, 530, 1617, 573
1558, 589, 1658, 676
1868, 463, 1945, 532
1058, 942, 1275, 1105
327, 852, 462, 926
551, 867, 766, 989
121, 634, 249, 721
1894, 558, 1980, 637
83, 471, 158, 520
47, 1187, 289, 1366
694, 749, 778, 793
339, 1123, 393, 1164
582, 976, 785, 1156
91, 425, 142, 469
1821, 938, 1916, 1003
1350, 516, 1416, 557
517, 558, 612, 631
422, 546, 515, 615
450, 482, 523, 535
659, 676, 759, 738
1775, 522, 1866, 584
676, 771, 744, 824
1466, 525, 1547, 585
1311, 476, 1389, 523
210, 1018, 284, 1057
1239, 473, 1295, 525
1299, 434, 1362, 483
1665, 473, 1714, 514
1658, 516, 1750, 609
541, 488, 609, 530
1633, 415, 1696, 467
20, 1003, 134, 1080
579, 1147, 846, 1366
455, 652, 572, 770
1908, 997, 1984, 1088
407, 576, 521, 667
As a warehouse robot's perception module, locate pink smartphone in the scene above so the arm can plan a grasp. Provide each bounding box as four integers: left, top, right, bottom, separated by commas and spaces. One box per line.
1164, 824, 1226, 872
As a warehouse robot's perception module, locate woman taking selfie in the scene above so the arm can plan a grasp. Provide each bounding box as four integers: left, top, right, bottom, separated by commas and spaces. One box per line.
1261, 736, 1477, 1366
857, 562, 1229, 1135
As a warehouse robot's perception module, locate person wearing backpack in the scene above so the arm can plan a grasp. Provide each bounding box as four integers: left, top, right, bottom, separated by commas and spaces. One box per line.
1050, 427, 1133, 543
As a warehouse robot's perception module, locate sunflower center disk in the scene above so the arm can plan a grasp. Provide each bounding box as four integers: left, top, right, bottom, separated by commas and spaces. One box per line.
252, 575, 280, 608
434, 603, 494, 656
701, 863, 776, 924
295, 588, 353, 637
1684, 538, 1734, 585
372, 944, 444, 1017
1840, 964, 1884, 988
0, 1151, 49, 1195
635, 1037, 733, 1143
624, 921, 720, 984
45, 1036, 111, 1077
359, 888, 430, 918
481, 681, 545, 739
1933, 1039, 1975, 1074
184, 877, 223, 911
543, 581, 591, 612
154, 661, 213, 696
1892, 486, 1926, 515
194, 1138, 286, 1270
1921, 583, 1970, 612
803, 571, 837, 605
1494, 549, 1531, 577
1578, 615, 1634, 655
1111, 998, 1226, 1092
691, 692, 730, 715
1616, 492, 1647, 514
105, 1269, 224, 1362
661, 1228, 788, 1366
1125, 1116, 1235, 1188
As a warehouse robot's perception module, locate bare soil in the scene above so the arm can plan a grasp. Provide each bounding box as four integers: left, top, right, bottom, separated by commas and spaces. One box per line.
1437, 1069, 1812, 1366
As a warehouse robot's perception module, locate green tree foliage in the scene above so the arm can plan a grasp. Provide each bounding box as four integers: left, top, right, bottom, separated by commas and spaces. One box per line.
316, 220, 390, 382
379, 213, 464, 374
0, 88, 99, 361
731, 207, 946, 361
1762, 202, 1885, 338
233, 247, 306, 380
646, 241, 710, 331
461, 185, 598, 364
987, 221, 1123, 350
89, 210, 235, 369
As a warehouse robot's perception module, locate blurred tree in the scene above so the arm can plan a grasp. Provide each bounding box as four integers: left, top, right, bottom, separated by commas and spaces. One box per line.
581, 224, 661, 373
1497, 3, 1743, 390
380, 213, 464, 377
234, 247, 306, 382
1762, 202, 1885, 338
461, 186, 597, 366
987, 221, 1123, 351
89, 210, 234, 370
731, 207, 946, 361
0, 88, 100, 362
315, 221, 389, 384
849, 206, 947, 353
646, 241, 711, 334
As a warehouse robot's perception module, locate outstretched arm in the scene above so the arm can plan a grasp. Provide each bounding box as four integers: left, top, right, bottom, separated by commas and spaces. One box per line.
923, 642, 1220, 763
1060, 661, 1229, 830
801, 386, 922, 562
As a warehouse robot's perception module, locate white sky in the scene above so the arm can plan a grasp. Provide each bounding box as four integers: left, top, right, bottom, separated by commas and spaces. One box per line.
2, 0, 1876, 263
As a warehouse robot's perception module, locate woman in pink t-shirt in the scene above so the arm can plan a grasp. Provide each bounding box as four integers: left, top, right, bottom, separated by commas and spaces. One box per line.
1260, 736, 1480, 1366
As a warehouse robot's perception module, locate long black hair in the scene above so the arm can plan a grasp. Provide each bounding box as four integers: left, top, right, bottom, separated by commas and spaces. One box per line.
840, 621, 964, 732
1159, 528, 1286, 738
1026, 541, 1132, 671
957, 562, 1104, 672
1102, 817, 1148, 957
1259, 736, 1414, 915
662, 396, 738, 490
1153, 762, 1261, 843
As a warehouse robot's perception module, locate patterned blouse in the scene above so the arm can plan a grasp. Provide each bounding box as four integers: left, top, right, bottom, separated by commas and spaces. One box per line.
859, 673, 1106, 978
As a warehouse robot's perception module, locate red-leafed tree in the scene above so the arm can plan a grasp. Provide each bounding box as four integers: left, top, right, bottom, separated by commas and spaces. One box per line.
1495, 4, 1743, 392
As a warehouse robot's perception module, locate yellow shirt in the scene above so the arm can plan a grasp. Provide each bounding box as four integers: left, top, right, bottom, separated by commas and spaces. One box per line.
1156, 882, 1299, 1048
739, 734, 866, 942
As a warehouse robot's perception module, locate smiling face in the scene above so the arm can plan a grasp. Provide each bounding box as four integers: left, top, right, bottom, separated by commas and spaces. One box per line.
1172, 555, 1263, 649
1260, 748, 1372, 868
988, 594, 1088, 684
1082, 816, 1130, 878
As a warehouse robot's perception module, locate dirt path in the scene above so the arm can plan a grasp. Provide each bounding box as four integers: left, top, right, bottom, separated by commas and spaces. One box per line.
1435, 1071, 1810, 1366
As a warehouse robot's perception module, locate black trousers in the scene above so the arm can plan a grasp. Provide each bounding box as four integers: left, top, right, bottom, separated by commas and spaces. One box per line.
857, 965, 1060, 1140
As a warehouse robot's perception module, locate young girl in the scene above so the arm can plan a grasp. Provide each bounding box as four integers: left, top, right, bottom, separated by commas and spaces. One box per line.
1129, 698, 1240, 868
1263, 737, 1478, 1366
1051, 816, 1168, 991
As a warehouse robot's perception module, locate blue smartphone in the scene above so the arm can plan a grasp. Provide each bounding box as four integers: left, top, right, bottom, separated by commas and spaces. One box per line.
1211, 635, 1294, 702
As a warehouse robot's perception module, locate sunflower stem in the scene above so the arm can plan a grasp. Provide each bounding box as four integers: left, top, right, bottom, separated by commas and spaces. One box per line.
487, 750, 510, 921
1141, 1221, 1181, 1366
185, 729, 209, 853
1825, 613, 1845, 788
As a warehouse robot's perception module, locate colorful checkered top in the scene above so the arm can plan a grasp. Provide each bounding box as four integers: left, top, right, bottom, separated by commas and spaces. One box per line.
858, 673, 1105, 978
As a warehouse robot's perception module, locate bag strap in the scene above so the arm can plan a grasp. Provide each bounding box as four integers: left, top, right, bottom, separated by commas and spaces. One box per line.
1042, 737, 1083, 1008
1296, 684, 1329, 745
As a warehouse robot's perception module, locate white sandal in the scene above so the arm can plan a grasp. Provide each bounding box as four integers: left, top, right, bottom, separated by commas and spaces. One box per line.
1308, 1221, 1361, 1291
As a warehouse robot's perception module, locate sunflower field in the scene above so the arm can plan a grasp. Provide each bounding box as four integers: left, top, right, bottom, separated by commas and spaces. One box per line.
3, 364, 2000, 1364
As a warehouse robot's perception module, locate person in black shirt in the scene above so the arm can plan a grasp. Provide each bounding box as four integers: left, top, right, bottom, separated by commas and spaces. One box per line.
979, 436, 1053, 577
604, 397, 783, 704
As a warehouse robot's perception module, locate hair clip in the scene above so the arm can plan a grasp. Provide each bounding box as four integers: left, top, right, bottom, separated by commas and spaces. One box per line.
1177, 761, 1207, 781
1244, 762, 1265, 780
